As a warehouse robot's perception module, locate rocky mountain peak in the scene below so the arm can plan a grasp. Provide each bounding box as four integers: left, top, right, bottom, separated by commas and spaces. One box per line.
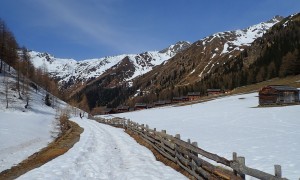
159, 41, 191, 56
267, 15, 284, 23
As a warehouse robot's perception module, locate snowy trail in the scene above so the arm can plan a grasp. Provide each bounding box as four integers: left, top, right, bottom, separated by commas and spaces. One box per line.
19, 117, 186, 180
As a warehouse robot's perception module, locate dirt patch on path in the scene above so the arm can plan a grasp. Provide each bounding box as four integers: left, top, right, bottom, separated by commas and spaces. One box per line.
0, 120, 83, 180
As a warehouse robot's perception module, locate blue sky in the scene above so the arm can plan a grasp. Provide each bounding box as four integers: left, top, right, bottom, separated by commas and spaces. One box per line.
0, 0, 299, 60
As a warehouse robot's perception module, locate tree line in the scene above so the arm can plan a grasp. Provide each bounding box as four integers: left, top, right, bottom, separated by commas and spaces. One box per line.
0, 18, 61, 108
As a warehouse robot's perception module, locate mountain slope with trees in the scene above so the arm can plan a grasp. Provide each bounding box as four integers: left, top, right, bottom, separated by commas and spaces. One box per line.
0, 18, 61, 107
24, 13, 300, 113
122, 13, 300, 107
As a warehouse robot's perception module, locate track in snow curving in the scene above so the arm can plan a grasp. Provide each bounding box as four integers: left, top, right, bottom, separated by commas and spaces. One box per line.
19, 117, 186, 179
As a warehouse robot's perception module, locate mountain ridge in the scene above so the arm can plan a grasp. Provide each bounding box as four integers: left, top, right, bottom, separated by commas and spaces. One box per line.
29, 14, 293, 111
29, 41, 191, 89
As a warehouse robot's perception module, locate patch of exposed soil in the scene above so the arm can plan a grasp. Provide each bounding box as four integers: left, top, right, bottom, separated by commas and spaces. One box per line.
0, 121, 83, 180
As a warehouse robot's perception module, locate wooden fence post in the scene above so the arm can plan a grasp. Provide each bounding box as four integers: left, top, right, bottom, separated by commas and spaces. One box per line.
192, 142, 198, 157
237, 156, 246, 180
127, 119, 130, 129
274, 165, 282, 178
233, 152, 238, 175
192, 142, 198, 147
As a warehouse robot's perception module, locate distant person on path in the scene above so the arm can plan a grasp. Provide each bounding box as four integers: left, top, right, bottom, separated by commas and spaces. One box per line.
79, 112, 82, 119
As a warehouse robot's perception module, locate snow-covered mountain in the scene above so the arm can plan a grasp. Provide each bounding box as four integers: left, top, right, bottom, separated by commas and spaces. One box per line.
130, 16, 284, 98
192, 15, 283, 79
29, 41, 191, 89
30, 15, 286, 109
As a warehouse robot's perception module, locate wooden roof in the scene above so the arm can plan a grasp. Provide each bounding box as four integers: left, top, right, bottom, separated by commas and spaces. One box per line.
135, 103, 147, 107
267, 85, 299, 91
117, 105, 129, 110
207, 89, 222, 92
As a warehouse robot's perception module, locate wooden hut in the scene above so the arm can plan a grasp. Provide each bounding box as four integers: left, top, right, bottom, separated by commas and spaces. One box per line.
259, 85, 300, 105
207, 89, 223, 96
116, 105, 130, 113
165, 100, 172, 105
134, 103, 147, 110
187, 92, 201, 101
154, 101, 166, 107
103, 108, 114, 114
172, 96, 189, 103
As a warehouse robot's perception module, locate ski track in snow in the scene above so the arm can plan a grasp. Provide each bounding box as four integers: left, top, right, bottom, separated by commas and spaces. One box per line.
19, 117, 187, 180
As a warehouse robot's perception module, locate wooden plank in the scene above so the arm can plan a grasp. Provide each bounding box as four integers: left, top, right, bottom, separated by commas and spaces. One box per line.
176, 151, 213, 179
152, 142, 176, 162
154, 131, 175, 140
176, 153, 204, 180
172, 138, 231, 166
160, 137, 175, 149
230, 161, 288, 180
158, 141, 175, 156
131, 128, 176, 162
139, 131, 176, 158
177, 146, 240, 180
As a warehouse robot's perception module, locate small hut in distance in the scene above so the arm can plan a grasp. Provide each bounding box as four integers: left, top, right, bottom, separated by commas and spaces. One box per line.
259, 85, 300, 105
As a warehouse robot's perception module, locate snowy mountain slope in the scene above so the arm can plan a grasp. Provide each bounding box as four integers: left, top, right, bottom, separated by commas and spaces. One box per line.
29, 41, 191, 89
103, 92, 300, 179
127, 16, 284, 104
205, 16, 282, 56
19, 117, 187, 179
0, 67, 64, 172
190, 16, 284, 80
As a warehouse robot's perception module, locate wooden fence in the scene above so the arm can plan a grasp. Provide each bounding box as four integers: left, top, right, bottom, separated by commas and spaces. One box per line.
93, 117, 289, 180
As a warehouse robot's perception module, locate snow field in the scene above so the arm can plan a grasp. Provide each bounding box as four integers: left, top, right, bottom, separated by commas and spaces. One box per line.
105, 93, 300, 179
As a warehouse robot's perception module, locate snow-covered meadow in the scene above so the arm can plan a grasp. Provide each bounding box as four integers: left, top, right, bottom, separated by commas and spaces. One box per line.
0, 70, 63, 172
103, 93, 300, 179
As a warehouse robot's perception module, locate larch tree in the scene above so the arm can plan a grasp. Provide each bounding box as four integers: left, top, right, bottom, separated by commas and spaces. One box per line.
0, 18, 7, 74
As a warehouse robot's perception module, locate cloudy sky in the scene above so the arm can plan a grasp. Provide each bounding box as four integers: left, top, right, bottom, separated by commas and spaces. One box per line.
0, 0, 299, 60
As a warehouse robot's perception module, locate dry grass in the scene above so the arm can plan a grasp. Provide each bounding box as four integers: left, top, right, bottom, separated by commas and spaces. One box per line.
230, 75, 300, 95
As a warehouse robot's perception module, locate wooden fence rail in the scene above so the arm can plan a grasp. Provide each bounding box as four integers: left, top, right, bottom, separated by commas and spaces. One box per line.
93, 117, 289, 180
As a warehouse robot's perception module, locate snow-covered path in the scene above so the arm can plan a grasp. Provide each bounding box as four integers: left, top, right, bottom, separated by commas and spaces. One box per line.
19, 117, 186, 180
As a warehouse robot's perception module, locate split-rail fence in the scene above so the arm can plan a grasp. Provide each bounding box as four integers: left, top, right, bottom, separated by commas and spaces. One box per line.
92, 116, 290, 180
